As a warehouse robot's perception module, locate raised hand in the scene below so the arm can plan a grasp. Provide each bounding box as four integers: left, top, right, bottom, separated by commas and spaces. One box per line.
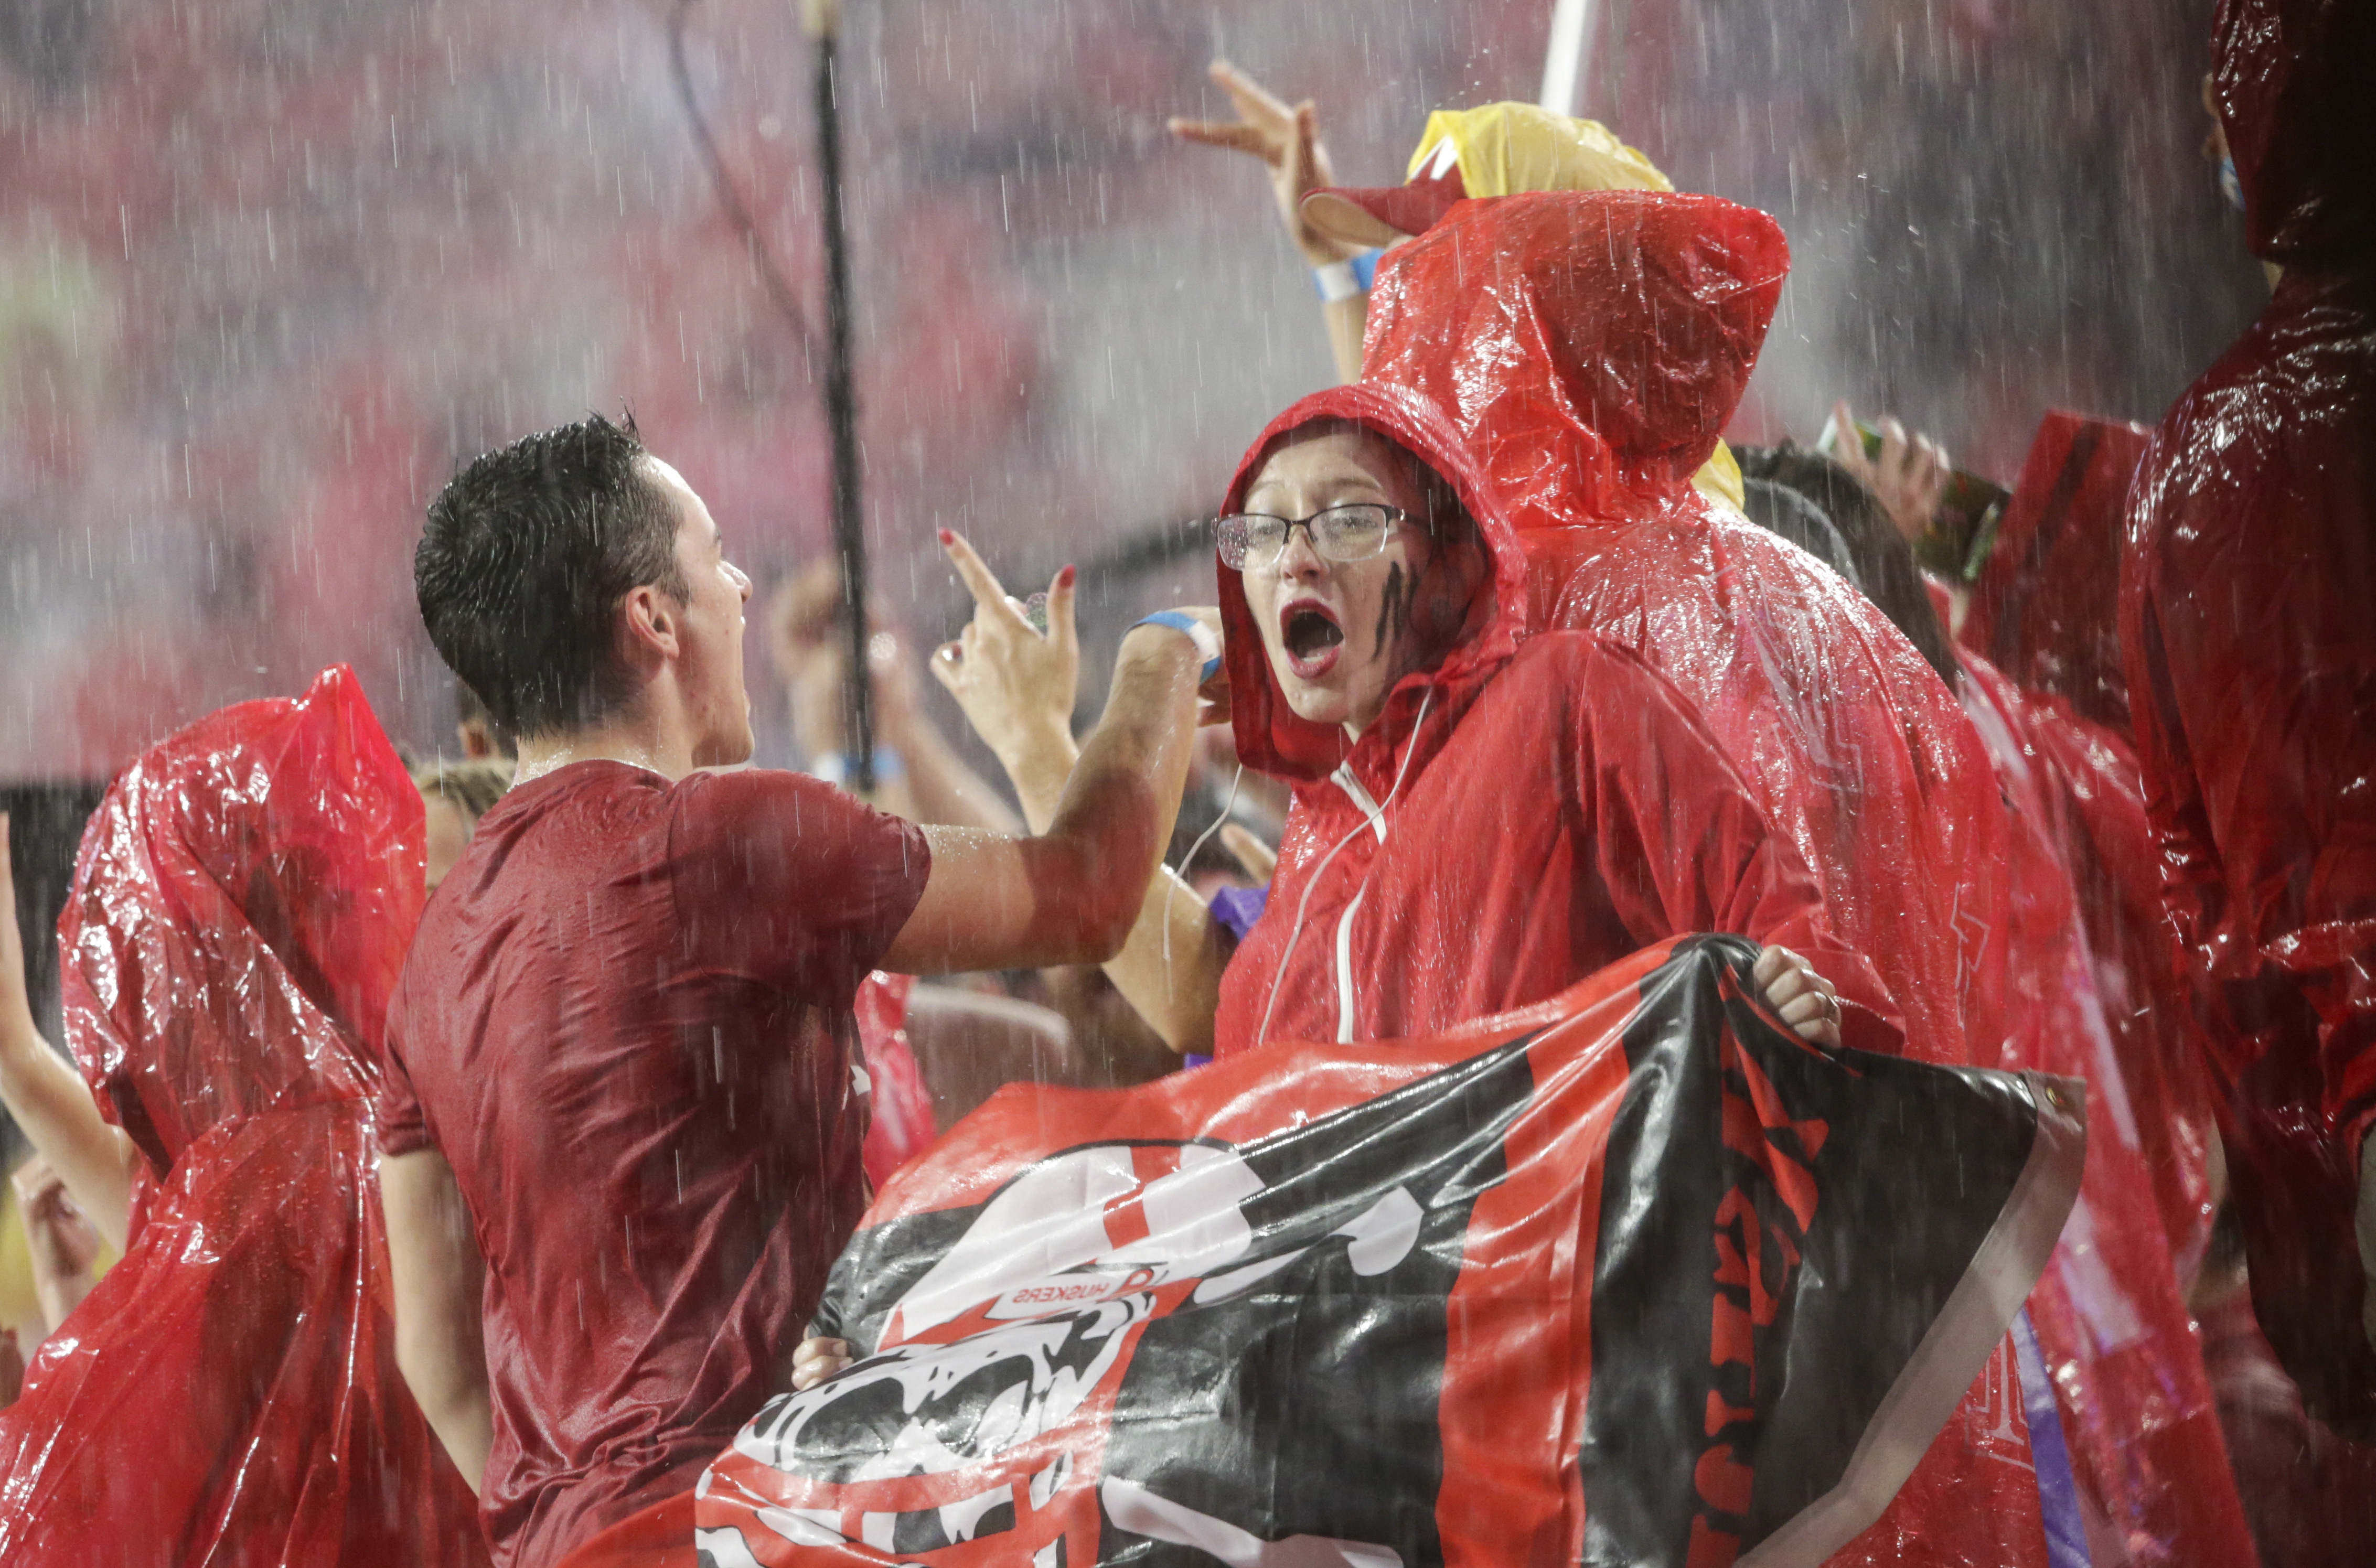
929, 531, 1082, 774
767, 562, 924, 764
1752, 944, 1844, 1049
1831, 399, 1951, 545
15, 1154, 100, 1332
1169, 60, 1355, 267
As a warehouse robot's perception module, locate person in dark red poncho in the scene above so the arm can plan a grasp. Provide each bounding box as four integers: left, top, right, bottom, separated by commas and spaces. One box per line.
2121, 0, 2376, 1438
0, 665, 491, 1568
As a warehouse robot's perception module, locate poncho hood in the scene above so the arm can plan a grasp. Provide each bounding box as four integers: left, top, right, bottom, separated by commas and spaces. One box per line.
1362, 190, 1789, 527
1217, 382, 1531, 785
2212, 0, 2376, 265
60, 664, 424, 1170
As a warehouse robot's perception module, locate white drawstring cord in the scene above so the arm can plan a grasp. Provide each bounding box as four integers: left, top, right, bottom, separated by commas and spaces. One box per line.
1161, 764, 1246, 972
1253, 683, 1436, 1049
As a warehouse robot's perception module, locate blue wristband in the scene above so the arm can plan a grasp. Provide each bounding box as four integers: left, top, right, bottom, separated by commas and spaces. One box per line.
1135, 611, 1222, 684
1313, 249, 1384, 302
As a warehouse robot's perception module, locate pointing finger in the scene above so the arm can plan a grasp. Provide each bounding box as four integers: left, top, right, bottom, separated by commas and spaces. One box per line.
939, 530, 1032, 630
1169, 120, 1273, 157
1208, 59, 1292, 126
1047, 563, 1079, 657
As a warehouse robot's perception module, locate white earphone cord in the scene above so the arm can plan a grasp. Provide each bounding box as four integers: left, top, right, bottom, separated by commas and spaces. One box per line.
1254, 683, 1436, 1049
1160, 763, 1247, 973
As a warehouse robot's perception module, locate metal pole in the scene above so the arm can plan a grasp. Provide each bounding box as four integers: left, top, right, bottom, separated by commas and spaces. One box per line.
1538, 0, 1594, 117
805, 0, 874, 794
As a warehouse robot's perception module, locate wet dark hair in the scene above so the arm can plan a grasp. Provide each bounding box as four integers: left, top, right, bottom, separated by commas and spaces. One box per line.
1732, 443, 1961, 688
415, 414, 689, 738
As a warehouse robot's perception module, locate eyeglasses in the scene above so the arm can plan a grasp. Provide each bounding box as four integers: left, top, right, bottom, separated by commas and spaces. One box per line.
1215, 504, 1407, 570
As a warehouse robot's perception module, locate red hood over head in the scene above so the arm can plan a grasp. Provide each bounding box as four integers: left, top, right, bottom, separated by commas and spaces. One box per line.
60, 664, 424, 1169
1362, 191, 1789, 526
1218, 382, 1529, 782
1963, 410, 2154, 733
2213, 0, 2376, 265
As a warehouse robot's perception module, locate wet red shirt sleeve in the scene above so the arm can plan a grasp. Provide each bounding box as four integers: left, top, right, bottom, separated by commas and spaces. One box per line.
376, 1028, 431, 1157
666, 770, 929, 1004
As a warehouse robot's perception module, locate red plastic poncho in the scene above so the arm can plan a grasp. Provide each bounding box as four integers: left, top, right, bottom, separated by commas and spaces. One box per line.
1357, 190, 2059, 1568
1957, 650, 2256, 1567
0, 667, 489, 1566
1362, 190, 2012, 1074
1210, 381, 1897, 1061
855, 971, 936, 1187
1965, 411, 2221, 1267
2120, 0, 2376, 1435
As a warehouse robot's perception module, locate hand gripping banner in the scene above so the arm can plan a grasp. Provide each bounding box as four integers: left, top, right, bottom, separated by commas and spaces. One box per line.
697, 936, 2083, 1568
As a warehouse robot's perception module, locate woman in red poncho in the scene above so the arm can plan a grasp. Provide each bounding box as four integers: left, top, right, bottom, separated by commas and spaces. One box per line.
0, 667, 488, 1565
1199, 382, 1890, 1059
2121, 0, 2376, 1440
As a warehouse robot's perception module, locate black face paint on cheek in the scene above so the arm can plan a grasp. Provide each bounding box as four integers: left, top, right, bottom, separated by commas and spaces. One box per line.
1373, 563, 1412, 660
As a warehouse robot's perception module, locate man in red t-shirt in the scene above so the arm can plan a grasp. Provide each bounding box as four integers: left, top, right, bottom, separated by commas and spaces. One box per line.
381, 414, 1213, 1567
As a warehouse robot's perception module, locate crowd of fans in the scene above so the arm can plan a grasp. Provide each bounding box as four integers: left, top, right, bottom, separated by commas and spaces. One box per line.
0, 0, 2370, 1564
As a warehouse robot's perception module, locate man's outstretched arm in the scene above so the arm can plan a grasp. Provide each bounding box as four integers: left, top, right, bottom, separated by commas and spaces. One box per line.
879, 545, 1208, 977
919, 534, 1229, 1053
383, 1147, 494, 1495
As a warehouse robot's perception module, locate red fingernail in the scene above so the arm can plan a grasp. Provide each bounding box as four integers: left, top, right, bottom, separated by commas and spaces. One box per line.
938, 529, 955, 545
1058, 564, 1076, 586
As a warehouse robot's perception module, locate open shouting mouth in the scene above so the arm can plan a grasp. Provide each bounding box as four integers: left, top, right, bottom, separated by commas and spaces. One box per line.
1280, 598, 1345, 681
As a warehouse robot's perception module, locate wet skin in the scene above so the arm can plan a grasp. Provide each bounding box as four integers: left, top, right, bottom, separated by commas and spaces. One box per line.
1237, 430, 1483, 740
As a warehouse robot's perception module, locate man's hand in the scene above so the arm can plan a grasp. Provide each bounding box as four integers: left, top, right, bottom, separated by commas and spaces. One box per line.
1830, 400, 1951, 545
791, 1336, 854, 1392
14, 1155, 100, 1332
929, 532, 1082, 777
1169, 60, 1356, 268
769, 564, 924, 762
1753, 946, 1843, 1048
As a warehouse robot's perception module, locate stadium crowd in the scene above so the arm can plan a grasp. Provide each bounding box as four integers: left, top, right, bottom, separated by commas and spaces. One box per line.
0, 0, 2370, 1564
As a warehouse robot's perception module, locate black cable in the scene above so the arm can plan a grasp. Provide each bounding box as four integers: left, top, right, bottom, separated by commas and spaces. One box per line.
809, 8, 873, 793
666, 0, 872, 790
664, 0, 819, 369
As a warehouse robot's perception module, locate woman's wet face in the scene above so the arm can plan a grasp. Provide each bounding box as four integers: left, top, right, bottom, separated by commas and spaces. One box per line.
1237, 428, 1472, 737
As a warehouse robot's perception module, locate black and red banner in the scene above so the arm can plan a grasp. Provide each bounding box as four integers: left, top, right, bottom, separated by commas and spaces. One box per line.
697, 936, 2082, 1567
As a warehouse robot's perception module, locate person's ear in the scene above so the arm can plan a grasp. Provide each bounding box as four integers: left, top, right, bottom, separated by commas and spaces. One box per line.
618, 583, 682, 670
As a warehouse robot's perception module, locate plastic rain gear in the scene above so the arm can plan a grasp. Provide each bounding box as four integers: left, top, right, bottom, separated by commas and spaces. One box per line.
1958, 650, 2257, 1567
1361, 188, 2075, 1568
2120, 0, 2376, 1436
1211, 380, 1895, 1059
0, 667, 488, 1566
856, 971, 935, 1187
1965, 410, 2223, 1265
1363, 189, 2011, 1075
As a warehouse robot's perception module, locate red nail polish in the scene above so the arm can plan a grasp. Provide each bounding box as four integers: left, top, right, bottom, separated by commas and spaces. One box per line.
1058, 564, 1076, 586
938, 529, 956, 545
